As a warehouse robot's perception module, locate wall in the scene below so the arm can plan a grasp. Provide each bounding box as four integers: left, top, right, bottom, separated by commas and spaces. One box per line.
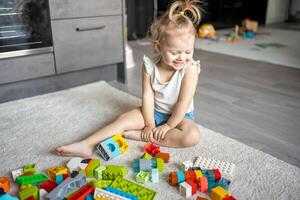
265, 0, 290, 24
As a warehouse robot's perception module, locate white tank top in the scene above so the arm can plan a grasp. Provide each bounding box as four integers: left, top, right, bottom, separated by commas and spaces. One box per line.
143, 55, 201, 114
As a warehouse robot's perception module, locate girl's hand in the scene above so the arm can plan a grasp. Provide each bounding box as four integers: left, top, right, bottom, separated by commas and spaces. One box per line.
141, 125, 155, 142
152, 124, 171, 141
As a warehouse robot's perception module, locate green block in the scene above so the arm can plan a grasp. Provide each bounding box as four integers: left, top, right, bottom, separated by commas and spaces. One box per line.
156, 158, 164, 172
136, 171, 150, 184
86, 159, 100, 178
110, 177, 156, 200
16, 173, 48, 186
102, 165, 126, 180
141, 153, 152, 160
91, 180, 112, 188
94, 166, 106, 180
23, 163, 36, 174
19, 185, 38, 200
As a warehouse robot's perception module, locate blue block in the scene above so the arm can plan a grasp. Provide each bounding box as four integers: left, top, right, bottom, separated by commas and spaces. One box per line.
104, 186, 138, 200
0, 194, 18, 200
102, 138, 121, 159
176, 170, 185, 183
85, 194, 93, 200
56, 174, 63, 184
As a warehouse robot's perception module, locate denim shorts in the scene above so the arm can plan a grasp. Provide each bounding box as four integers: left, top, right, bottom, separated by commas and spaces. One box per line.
154, 110, 194, 126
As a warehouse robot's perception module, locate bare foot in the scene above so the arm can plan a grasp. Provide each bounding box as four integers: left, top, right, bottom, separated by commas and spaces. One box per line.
55, 141, 93, 158
123, 130, 143, 141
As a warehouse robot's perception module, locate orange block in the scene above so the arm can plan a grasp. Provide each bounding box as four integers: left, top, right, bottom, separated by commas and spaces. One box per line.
0, 177, 10, 192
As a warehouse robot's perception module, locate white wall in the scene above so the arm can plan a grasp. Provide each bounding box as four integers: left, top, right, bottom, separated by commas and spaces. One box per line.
266, 0, 290, 24
290, 0, 300, 16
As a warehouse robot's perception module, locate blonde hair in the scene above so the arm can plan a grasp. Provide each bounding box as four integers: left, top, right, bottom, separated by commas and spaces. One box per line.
150, 0, 202, 46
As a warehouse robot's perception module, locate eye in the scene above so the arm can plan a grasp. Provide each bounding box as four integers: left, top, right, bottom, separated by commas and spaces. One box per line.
186, 51, 192, 54
170, 52, 178, 55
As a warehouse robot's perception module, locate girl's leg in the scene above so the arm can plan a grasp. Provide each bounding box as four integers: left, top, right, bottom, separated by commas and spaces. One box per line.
154, 120, 200, 148
55, 108, 145, 157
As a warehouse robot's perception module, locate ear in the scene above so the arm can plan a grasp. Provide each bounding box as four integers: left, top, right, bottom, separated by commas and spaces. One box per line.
154, 41, 161, 53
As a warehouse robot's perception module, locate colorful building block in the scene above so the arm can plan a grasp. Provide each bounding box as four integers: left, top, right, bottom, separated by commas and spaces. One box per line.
16, 173, 48, 186
39, 180, 58, 192
110, 177, 156, 200
46, 173, 87, 200
91, 180, 112, 189
102, 165, 126, 180
104, 186, 138, 200
0, 177, 10, 193
94, 166, 106, 180
223, 195, 236, 200
67, 184, 94, 200
85, 159, 100, 178
48, 166, 68, 182
141, 153, 152, 160
19, 185, 38, 200
210, 186, 229, 200
150, 169, 159, 183
143, 143, 160, 157
179, 182, 192, 198
94, 187, 130, 200
179, 160, 193, 171
194, 157, 235, 180
185, 179, 197, 195
11, 168, 24, 181
157, 152, 170, 163
135, 171, 150, 184
112, 134, 128, 153
97, 135, 127, 161
0, 194, 18, 200
23, 164, 36, 175
66, 157, 83, 173
197, 177, 208, 193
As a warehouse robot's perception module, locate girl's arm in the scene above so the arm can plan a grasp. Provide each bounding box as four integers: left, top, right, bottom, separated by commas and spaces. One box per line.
141, 64, 156, 141
167, 63, 199, 128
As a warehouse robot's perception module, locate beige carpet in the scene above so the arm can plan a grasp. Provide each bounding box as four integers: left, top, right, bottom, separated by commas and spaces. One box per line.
0, 81, 299, 199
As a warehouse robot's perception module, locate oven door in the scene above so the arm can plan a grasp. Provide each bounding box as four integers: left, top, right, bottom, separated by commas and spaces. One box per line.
0, 0, 53, 59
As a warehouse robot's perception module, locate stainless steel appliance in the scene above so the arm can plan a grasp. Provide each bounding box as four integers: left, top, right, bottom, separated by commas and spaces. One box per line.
0, 0, 53, 59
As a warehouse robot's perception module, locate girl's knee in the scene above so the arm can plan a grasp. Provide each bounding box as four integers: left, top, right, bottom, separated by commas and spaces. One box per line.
181, 126, 200, 147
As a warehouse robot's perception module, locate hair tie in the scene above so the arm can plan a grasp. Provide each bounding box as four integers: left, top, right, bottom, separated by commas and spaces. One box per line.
179, 11, 185, 16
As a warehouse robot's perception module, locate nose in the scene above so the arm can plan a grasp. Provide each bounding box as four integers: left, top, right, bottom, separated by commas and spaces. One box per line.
177, 53, 184, 60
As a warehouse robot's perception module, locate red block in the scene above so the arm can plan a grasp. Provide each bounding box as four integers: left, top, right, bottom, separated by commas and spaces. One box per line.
223, 196, 236, 200
188, 170, 197, 182
185, 179, 197, 195
67, 184, 94, 200
144, 143, 160, 157
197, 177, 208, 193
213, 169, 221, 181
168, 172, 178, 186
39, 180, 57, 193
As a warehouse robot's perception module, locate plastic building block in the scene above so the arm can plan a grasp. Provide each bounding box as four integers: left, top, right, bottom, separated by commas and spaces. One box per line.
23, 164, 36, 175
168, 172, 178, 186
0, 177, 10, 192
185, 179, 197, 195
85, 159, 100, 178
210, 186, 229, 200
19, 185, 38, 200
157, 152, 170, 163
39, 188, 47, 200
155, 158, 164, 172
194, 157, 235, 180
94, 166, 106, 180
46, 173, 87, 200
196, 197, 208, 200
39, 180, 57, 192
48, 166, 68, 182
179, 182, 192, 198
213, 169, 221, 181
197, 177, 208, 193
91, 180, 112, 189
110, 177, 156, 200
104, 186, 138, 200
94, 187, 130, 200
217, 178, 230, 190
179, 160, 193, 171
102, 165, 126, 180
16, 173, 48, 186
135, 171, 150, 184
97, 135, 127, 161
67, 184, 94, 200
223, 195, 236, 200
11, 168, 24, 181
0, 194, 18, 200
150, 169, 159, 183
112, 134, 128, 153
143, 143, 160, 157
141, 153, 152, 160
66, 157, 83, 173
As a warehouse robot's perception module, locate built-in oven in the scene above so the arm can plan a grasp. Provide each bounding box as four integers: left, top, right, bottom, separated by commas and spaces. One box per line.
0, 0, 53, 59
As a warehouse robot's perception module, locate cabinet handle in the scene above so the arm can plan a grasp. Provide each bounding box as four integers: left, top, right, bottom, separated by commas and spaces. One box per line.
76, 25, 106, 32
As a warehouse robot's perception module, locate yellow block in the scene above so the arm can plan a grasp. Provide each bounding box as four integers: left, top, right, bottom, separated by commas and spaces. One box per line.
112, 134, 128, 153
194, 170, 203, 179
210, 186, 229, 200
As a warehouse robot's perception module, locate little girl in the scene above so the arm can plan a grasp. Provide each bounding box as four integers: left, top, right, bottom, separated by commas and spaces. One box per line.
56, 0, 202, 158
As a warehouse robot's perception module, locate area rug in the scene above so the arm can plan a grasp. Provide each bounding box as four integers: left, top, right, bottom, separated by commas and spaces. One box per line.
0, 81, 299, 199
195, 27, 300, 69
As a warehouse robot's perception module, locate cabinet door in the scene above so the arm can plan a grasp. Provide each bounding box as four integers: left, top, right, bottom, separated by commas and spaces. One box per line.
49, 0, 122, 19
52, 16, 124, 74
0, 53, 55, 84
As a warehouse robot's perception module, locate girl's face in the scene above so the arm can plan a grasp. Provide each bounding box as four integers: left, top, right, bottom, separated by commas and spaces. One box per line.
156, 28, 195, 71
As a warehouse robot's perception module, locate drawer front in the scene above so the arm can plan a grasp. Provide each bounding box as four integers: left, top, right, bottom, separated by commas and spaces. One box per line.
49, 0, 122, 19
52, 16, 123, 74
0, 53, 55, 84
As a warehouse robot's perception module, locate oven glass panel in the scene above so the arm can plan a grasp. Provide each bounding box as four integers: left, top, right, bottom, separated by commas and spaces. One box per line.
0, 0, 52, 53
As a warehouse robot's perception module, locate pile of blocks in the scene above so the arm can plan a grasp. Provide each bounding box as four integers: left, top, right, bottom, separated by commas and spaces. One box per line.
169, 157, 236, 200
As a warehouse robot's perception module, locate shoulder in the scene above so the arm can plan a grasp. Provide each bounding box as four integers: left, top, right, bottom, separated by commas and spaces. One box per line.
143, 55, 158, 75
183, 59, 201, 76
